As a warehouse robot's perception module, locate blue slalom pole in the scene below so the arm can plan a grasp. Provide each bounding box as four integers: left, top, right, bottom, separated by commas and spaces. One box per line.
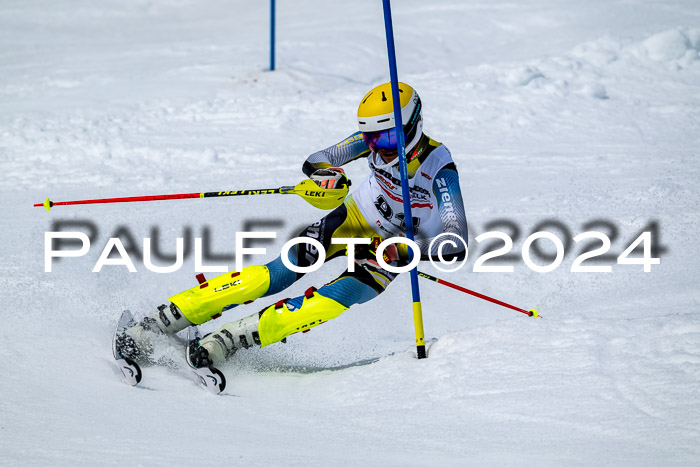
270, 0, 276, 71
382, 0, 426, 359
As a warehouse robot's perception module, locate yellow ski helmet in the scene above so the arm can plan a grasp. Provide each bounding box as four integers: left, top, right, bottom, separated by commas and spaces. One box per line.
357, 82, 423, 159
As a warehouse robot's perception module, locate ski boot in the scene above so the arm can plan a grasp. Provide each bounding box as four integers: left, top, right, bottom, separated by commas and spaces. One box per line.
188, 312, 261, 367
118, 302, 192, 360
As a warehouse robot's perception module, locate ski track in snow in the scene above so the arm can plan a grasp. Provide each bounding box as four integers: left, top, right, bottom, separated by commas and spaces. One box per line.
1, 0, 699, 464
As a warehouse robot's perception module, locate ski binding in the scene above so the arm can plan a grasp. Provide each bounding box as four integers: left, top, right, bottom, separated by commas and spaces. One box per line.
186, 326, 226, 395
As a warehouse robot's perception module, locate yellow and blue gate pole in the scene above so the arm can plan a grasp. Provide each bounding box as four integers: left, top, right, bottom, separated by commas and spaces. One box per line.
382, 0, 427, 359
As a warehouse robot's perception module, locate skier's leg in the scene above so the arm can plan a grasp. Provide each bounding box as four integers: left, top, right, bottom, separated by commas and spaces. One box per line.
163, 197, 361, 325
190, 260, 397, 366
120, 198, 365, 359
119, 264, 273, 359
191, 200, 397, 366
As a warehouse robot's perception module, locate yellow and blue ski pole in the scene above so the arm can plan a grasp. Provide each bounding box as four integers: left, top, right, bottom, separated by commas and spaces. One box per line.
382, 0, 427, 359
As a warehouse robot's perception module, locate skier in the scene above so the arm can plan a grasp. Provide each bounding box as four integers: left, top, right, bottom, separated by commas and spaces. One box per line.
116, 82, 468, 368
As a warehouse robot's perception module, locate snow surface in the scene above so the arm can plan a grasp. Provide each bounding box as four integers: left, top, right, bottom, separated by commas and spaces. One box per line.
2, 0, 700, 464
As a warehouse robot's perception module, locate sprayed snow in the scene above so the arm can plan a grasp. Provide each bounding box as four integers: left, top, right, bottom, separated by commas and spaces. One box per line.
1, 0, 700, 464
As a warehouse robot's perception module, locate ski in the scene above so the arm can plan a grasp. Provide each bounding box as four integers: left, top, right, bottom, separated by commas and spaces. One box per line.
186, 326, 226, 395
112, 310, 143, 386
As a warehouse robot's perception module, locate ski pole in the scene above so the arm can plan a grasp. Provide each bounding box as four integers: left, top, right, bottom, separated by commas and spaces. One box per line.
33, 179, 348, 212
417, 271, 541, 318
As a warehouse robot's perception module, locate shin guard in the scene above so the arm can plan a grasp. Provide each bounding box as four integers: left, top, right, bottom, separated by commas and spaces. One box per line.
169, 265, 271, 325
258, 288, 348, 347
196, 288, 348, 366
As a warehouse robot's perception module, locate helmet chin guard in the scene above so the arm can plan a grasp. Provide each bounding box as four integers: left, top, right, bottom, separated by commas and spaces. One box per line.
371, 151, 400, 170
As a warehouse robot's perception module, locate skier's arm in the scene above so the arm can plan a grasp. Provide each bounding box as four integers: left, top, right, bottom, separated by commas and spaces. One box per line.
418, 164, 469, 261
302, 132, 371, 176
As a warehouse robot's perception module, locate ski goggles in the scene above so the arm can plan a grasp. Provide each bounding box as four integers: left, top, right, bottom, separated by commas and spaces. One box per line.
362, 128, 399, 153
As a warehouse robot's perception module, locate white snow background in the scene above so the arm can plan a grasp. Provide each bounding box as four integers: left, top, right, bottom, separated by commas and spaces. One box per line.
1, 0, 699, 465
